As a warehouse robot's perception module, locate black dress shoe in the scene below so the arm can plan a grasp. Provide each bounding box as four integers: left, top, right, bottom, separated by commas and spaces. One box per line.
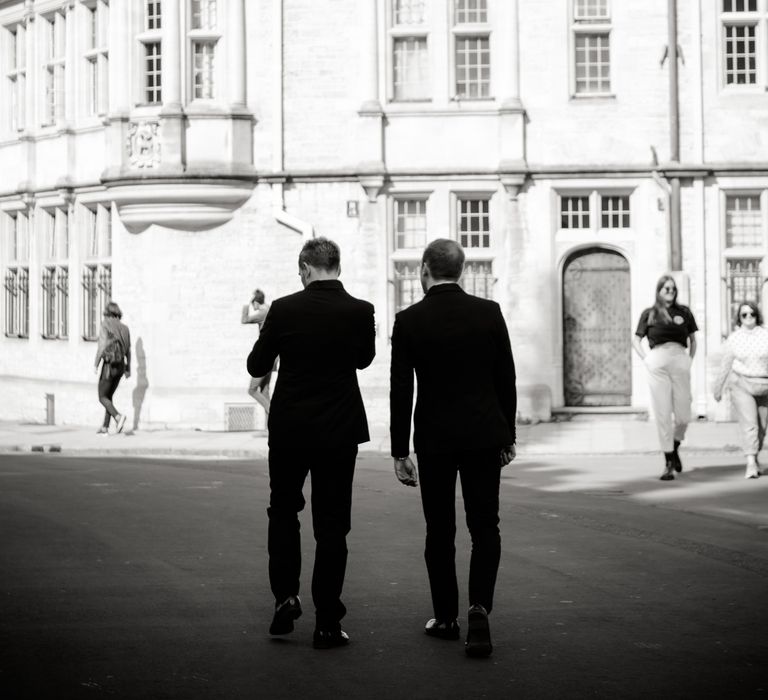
425, 618, 460, 640
313, 628, 350, 649
465, 604, 492, 658
672, 440, 683, 472
269, 595, 302, 635
660, 453, 675, 481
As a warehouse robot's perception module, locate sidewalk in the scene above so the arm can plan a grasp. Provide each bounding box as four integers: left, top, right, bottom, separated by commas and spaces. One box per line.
0, 416, 745, 458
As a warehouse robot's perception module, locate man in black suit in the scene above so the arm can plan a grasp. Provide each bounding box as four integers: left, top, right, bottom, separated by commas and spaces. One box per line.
390, 238, 516, 658
247, 237, 375, 649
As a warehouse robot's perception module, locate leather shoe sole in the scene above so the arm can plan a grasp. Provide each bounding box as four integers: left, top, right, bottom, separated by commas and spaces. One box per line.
425, 618, 460, 640
313, 629, 350, 649
465, 605, 492, 658
269, 596, 302, 635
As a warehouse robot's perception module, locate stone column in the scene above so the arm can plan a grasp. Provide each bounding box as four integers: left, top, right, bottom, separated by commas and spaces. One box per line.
229, 0, 247, 109
498, 0, 526, 191
23, 3, 34, 129
160, 0, 184, 170
61, 2, 76, 184
161, 0, 182, 110
105, 0, 131, 177
227, 0, 252, 168
62, 1, 75, 127
19, 5, 35, 191
108, 0, 129, 115
357, 0, 385, 202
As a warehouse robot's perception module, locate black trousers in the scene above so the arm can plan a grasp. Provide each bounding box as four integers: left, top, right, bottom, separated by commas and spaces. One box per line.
267, 444, 358, 630
98, 364, 123, 429
417, 448, 502, 621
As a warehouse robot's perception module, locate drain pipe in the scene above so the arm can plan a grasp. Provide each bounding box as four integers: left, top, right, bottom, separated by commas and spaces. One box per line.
668, 0, 682, 271
272, 0, 314, 240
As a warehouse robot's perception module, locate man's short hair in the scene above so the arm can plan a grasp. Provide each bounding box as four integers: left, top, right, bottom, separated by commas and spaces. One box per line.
298, 237, 341, 271
252, 289, 265, 305
422, 239, 465, 280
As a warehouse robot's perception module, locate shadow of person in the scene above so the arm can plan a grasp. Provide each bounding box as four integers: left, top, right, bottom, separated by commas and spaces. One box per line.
131, 337, 149, 432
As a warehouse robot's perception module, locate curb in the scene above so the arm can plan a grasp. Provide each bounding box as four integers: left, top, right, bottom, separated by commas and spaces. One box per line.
11, 444, 63, 453
0, 444, 744, 459
0, 445, 269, 459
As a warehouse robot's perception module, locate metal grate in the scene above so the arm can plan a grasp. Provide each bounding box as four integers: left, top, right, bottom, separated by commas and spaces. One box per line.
225, 404, 255, 432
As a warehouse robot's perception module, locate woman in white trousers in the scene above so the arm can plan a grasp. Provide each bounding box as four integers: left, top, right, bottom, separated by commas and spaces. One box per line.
713, 301, 768, 479
632, 275, 698, 481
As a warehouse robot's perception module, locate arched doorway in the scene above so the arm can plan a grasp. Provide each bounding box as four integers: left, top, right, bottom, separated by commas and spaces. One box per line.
563, 248, 631, 406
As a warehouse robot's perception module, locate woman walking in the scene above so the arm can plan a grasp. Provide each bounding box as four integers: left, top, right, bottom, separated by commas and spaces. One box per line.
94, 301, 131, 434
632, 275, 698, 481
713, 301, 768, 479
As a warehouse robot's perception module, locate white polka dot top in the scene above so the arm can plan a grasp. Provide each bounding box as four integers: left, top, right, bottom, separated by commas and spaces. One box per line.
714, 325, 768, 394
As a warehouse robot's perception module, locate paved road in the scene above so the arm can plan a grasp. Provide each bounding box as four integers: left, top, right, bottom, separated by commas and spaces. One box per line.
0, 453, 766, 700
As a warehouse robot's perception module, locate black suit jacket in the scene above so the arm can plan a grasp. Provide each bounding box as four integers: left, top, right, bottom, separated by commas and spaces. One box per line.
390, 283, 516, 457
247, 280, 375, 448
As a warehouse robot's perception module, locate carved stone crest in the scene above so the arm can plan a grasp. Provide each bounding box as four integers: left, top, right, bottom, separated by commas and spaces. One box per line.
126, 121, 161, 169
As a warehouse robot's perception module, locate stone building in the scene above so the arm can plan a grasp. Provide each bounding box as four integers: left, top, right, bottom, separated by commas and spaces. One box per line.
0, 0, 766, 435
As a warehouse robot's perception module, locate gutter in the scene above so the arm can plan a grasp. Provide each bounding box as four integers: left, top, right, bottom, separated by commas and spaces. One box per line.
271, 0, 314, 239
667, 0, 682, 270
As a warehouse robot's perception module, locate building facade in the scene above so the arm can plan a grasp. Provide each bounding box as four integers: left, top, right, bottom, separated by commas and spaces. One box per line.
0, 0, 766, 434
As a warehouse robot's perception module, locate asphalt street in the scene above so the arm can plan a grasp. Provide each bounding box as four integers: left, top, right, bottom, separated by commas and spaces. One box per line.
0, 452, 766, 700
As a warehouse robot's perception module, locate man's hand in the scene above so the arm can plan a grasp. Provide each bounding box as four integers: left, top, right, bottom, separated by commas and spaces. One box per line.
93, 366, 99, 375
393, 457, 418, 487
714, 390, 722, 403
500, 444, 516, 467
125, 369, 131, 379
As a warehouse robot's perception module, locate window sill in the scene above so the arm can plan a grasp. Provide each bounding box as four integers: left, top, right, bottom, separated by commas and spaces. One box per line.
463, 249, 494, 258
185, 102, 228, 117
570, 93, 616, 101
718, 86, 768, 97
386, 101, 499, 117
72, 117, 110, 133
132, 104, 163, 113
389, 98, 432, 104
450, 96, 494, 103
722, 248, 765, 257
391, 249, 426, 261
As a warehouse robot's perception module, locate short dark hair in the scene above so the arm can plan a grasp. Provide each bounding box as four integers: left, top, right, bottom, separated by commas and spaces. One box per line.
251, 289, 265, 305
735, 300, 763, 327
298, 237, 341, 271
104, 301, 122, 319
422, 239, 465, 280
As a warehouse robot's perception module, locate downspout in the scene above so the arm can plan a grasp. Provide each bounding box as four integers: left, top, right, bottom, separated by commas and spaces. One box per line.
272, 0, 314, 239
668, 0, 682, 271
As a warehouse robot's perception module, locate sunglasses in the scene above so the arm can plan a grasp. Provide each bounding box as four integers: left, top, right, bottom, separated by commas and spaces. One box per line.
661, 286, 676, 293
741, 311, 756, 319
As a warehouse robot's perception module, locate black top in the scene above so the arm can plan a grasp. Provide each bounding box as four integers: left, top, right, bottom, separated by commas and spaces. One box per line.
390, 283, 517, 457
635, 304, 698, 349
247, 280, 375, 447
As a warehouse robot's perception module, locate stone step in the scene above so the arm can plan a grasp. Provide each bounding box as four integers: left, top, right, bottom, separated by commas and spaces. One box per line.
551, 407, 649, 422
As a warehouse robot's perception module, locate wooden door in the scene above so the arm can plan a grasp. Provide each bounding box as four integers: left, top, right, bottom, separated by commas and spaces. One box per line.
563, 248, 631, 406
